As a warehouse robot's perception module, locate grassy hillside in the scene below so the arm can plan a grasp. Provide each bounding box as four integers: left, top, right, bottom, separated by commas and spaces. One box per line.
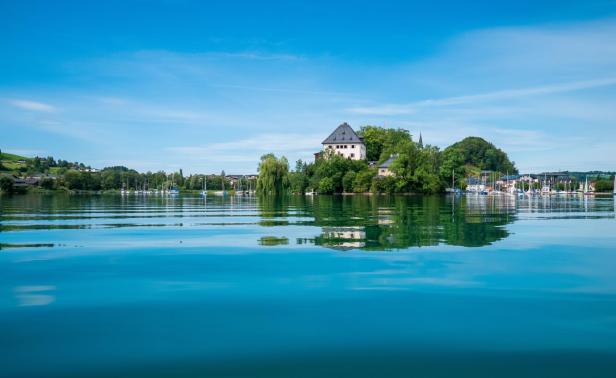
0, 152, 30, 172
0, 152, 30, 161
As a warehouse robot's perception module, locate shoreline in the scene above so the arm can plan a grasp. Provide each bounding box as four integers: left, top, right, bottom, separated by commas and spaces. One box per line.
2, 189, 615, 196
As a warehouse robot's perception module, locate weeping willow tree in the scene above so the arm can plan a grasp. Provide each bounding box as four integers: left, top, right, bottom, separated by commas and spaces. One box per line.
256, 153, 290, 195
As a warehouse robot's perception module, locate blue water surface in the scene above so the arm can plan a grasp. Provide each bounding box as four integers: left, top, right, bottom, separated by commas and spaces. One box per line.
1, 194, 615, 377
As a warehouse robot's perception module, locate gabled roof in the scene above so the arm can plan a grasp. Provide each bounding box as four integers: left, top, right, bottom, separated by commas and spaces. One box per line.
322, 122, 364, 144
379, 155, 397, 169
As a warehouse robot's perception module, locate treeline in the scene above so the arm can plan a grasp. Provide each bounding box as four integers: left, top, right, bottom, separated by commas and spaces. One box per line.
31, 156, 91, 172
52, 167, 245, 191
257, 126, 518, 195
5, 165, 253, 192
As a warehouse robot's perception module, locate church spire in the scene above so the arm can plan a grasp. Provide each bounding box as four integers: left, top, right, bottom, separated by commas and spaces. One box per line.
418, 132, 423, 148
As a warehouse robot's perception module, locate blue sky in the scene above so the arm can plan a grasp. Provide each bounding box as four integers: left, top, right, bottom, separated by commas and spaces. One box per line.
2, 0, 616, 174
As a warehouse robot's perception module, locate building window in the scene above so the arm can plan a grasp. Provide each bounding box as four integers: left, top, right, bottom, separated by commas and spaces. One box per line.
350, 153, 354, 158
351, 145, 355, 148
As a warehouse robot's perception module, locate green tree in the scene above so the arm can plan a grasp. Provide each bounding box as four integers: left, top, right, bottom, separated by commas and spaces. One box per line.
358, 126, 413, 161
63, 170, 83, 190
318, 177, 335, 194
256, 154, 290, 195
342, 171, 356, 193
595, 179, 614, 192
352, 170, 374, 193
442, 137, 517, 174
39, 177, 55, 190
310, 154, 369, 193
289, 172, 309, 194
371, 176, 396, 193
0, 176, 14, 193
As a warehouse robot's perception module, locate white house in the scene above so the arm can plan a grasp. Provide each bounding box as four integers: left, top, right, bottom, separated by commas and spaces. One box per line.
322, 123, 366, 160
377, 155, 397, 177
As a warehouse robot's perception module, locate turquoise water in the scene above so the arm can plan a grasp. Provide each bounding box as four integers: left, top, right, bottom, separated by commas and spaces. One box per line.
1, 194, 616, 377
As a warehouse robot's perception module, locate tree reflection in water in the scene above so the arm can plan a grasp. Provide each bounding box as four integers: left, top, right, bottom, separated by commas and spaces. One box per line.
258, 195, 517, 251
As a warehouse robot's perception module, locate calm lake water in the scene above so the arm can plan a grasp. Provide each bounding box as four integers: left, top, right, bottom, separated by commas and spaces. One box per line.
1, 193, 616, 377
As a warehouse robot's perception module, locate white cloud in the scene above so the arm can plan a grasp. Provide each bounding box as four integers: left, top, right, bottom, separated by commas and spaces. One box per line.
3, 18, 616, 173
168, 133, 323, 155
7, 99, 56, 112
347, 77, 616, 116
166, 133, 323, 172
342, 18, 616, 172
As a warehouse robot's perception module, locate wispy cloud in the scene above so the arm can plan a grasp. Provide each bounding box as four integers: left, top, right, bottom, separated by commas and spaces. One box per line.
7, 99, 56, 112
210, 51, 304, 61
347, 77, 616, 115
3, 17, 616, 173
166, 133, 323, 170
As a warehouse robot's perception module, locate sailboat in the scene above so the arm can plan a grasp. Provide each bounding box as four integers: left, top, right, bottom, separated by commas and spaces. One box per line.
541, 174, 550, 195
135, 178, 142, 195
446, 169, 462, 194
168, 173, 179, 195
583, 175, 592, 196
143, 178, 151, 194
214, 174, 228, 196
236, 176, 244, 196
200, 175, 208, 196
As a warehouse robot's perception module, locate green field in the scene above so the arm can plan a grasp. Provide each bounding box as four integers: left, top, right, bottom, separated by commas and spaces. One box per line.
0, 152, 30, 172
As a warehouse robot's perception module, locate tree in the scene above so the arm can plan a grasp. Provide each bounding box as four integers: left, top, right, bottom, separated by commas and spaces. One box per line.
309, 154, 369, 193
289, 172, 309, 194
295, 159, 306, 173
39, 177, 55, 190
342, 171, 356, 193
371, 176, 396, 193
318, 177, 335, 194
256, 154, 290, 195
0, 176, 14, 193
594, 179, 614, 192
442, 137, 517, 174
358, 126, 413, 161
63, 170, 83, 190
352, 170, 374, 193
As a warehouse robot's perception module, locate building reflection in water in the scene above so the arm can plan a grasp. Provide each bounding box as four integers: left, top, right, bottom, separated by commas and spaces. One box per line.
257, 194, 519, 251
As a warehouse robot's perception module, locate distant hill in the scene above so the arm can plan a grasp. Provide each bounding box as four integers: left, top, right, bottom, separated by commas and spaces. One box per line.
0, 151, 92, 175
0, 152, 30, 162
0, 151, 31, 172
556, 171, 615, 181
443, 137, 518, 174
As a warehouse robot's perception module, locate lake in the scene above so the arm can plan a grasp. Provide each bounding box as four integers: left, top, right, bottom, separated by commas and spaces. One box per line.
1, 193, 616, 377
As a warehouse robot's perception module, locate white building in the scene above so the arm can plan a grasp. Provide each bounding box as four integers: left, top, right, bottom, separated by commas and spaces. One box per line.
377, 155, 397, 177
322, 123, 366, 160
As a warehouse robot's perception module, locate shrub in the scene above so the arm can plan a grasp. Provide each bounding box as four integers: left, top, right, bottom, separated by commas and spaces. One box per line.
0, 176, 15, 193
342, 171, 356, 193
318, 177, 335, 194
